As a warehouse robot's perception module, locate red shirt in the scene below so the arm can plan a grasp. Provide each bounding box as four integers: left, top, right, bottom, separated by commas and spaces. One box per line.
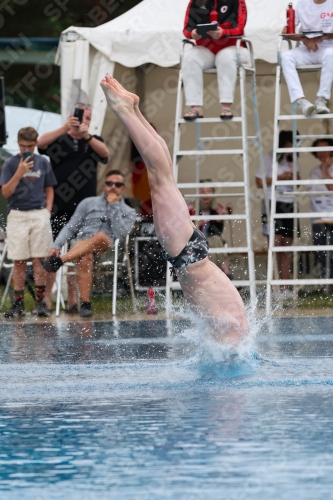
183, 0, 247, 54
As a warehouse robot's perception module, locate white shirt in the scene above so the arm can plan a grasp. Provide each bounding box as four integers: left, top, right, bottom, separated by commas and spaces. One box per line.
309, 164, 333, 222
296, 0, 333, 46
256, 151, 300, 204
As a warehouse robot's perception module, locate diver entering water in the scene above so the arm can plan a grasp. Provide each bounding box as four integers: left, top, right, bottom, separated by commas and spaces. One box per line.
100, 76, 249, 346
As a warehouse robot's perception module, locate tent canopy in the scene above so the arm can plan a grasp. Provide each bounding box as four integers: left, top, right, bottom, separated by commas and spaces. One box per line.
59, 0, 296, 68
57, 0, 296, 132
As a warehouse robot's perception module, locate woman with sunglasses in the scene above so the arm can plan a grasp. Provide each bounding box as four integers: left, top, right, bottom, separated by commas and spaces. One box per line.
41, 170, 136, 317
96, 76, 249, 347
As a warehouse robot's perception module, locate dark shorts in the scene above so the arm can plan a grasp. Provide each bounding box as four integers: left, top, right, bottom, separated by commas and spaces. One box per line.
262, 202, 298, 239
51, 211, 74, 240
275, 201, 298, 239
162, 228, 209, 269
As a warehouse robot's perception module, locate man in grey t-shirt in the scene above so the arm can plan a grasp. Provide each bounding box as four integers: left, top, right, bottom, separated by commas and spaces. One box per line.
0, 127, 57, 318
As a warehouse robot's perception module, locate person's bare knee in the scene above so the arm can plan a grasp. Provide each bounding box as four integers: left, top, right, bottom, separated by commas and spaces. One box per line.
282, 237, 293, 248
14, 260, 27, 268
93, 232, 111, 254
275, 235, 282, 246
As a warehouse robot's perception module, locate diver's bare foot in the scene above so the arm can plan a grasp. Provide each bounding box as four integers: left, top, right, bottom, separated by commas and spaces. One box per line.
100, 77, 134, 112
104, 75, 140, 108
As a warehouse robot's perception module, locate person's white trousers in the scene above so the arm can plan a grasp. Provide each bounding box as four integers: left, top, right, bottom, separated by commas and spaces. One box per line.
181, 45, 249, 106
281, 44, 333, 103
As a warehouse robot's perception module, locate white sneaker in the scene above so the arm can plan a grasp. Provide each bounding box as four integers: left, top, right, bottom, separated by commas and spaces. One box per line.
295, 98, 315, 117
315, 97, 330, 114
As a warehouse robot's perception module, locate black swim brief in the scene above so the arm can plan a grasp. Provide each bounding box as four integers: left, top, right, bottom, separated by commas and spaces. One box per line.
162, 228, 209, 269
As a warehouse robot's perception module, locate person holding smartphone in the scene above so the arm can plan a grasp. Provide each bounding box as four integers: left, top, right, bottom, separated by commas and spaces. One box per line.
0, 127, 57, 318
182, 0, 248, 121
41, 170, 136, 317
37, 103, 109, 313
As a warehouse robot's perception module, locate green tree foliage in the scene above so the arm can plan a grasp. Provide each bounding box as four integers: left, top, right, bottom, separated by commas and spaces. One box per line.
0, 0, 142, 36
0, 0, 141, 112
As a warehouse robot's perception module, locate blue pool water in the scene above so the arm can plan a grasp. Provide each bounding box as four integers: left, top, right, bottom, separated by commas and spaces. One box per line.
0, 316, 333, 499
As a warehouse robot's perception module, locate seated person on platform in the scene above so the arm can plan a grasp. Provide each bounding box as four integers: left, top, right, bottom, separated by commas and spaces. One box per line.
182, 0, 248, 121
309, 138, 333, 278
281, 0, 333, 117
255, 131, 300, 296
99, 76, 249, 346
188, 181, 233, 280
41, 170, 136, 317
0, 127, 57, 318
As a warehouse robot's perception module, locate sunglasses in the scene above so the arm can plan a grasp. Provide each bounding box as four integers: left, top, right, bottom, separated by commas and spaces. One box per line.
105, 181, 124, 188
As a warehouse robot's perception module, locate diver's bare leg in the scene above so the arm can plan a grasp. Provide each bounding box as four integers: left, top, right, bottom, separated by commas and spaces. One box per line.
122, 86, 190, 208
105, 76, 189, 216
107, 76, 173, 171
101, 77, 249, 345
104, 76, 194, 241
130, 98, 191, 210
101, 77, 193, 257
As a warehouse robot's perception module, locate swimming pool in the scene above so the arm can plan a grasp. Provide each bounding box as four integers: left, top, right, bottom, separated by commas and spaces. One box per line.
0, 316, 333, 499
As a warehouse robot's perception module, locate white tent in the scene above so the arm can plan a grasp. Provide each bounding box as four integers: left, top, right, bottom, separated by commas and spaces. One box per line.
56, 0, 322, 254
56, 0, 297, 133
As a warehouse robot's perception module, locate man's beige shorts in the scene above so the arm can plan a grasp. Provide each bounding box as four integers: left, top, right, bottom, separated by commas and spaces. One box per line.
7, 209, 53, 261
207, 235, 228, 267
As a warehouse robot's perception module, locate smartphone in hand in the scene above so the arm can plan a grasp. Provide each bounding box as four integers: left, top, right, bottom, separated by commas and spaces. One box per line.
22, 151, 32, 161
74, 107, 84, 123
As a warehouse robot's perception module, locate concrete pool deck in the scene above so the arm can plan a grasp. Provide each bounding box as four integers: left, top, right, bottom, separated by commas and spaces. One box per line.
0, 306, 332, 325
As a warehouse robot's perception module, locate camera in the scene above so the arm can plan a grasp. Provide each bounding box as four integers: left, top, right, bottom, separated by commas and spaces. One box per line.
74, 107, 84, 123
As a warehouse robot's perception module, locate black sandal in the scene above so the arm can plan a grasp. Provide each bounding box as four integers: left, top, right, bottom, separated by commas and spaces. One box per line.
220, 108, 233, 120
183, 109, 204, 121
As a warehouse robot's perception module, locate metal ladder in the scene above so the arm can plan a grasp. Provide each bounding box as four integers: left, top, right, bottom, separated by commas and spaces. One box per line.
166, 38, 267, 310
266, 37, 333, 312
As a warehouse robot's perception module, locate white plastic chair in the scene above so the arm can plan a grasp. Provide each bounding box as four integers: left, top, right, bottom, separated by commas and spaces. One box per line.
55, 235, 136, 317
